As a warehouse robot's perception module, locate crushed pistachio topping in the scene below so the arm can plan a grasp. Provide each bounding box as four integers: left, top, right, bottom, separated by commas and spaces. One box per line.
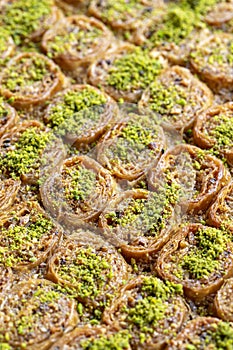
81, 330, 132, 350
46, 27, 103, 58
106, 48, 162, 92
106, 183, 180, 239
0, 213, 53, 267
0, 28, 12, 55
64, 165, 97, 202
121, 277, 182, 343
0, 127, 53, 180
98, 0, 155, 24
2, 0, 53, 45
146, 80, 189, 121
148, 5, 197, 47
184, 321, 233, 349
0, 99, 8, 121
180, 0, 219, 15
179, 227, 230, 279
1, 55, 52, 92
47, 88, 107, 136
57, 247, 113, 300
0, 344, 12, 350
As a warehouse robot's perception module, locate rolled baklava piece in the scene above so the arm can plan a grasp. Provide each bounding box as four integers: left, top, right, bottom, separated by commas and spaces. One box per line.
139, 65, 213, 132
97, 112, 165, 180
0, 120, 60, 184
190, 32, 233, 91
168, 317, 233, 349
0, 266, 12, 293
149, 144, 229, 214
207, 180, 233, 232
0, 278, 78, 350
205, 2, 233, 33
194, 102, 233, 166
42, 15, 113, 72
50, 327, 132, 350
156, 223, 233, 300
103, 275, 188, 349
44, 84, 118, 147
46, 233, 130, 311
99, 187, 180, 260
0, 0, 62, 45
88, 44, 166, 102
0, 52, 64, 109
41, 155, 114, 226
134, 4, 205, 65
214, 277, 233, 322
88, 0, 164, 31
0, 201, 62, 271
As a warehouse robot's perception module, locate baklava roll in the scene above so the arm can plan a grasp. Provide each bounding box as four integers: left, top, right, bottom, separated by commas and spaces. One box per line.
42, 15, 113, 72
103, 275, 188, 350
156, 224, 233, 300
139, 66, 213, 132
44, 84, 118, 147
193, 102, 233, 166
50, 327, 132, 350
0, 201, 62, 271
0, 0, 62, 45
168, 317, 233, 349
214, 277, 233, 322
88, 0, 164, 31
149, 144, 229, 214
190, 32, 233, 91
0, 100, 18, 138
134, 4, 206, 65
0, 120, 60, 184
0, 278, 78, 350
99, 188, 179, 260
97, 113, 165, 180
46, 233, 130, 310
207, 180, 233, 232
41, 155, 115, 227
88, 44, 166, 102
0, 266, 12, 293
205, 2, 233, 33
0, 52, 64, 109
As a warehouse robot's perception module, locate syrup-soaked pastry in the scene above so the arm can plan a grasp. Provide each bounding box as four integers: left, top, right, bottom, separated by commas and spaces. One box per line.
0, 52, 64, 109
46, 233, 130, 313
96, 112, 165, 180
50, 326, 132, 350
0, 179, 20, 214
0, 0, 62, 45
156, 223, 233, 300
190, 32, 233, 91
44, 84, 118, 147
149, 144, 230, 214
88, 0, 164, 31
205, 2, 233, 32
0, 100, 17, 138
0, 120, 61, 184
139, 66, 213, 132
133, 3, 208, 65
99, 186, 181, 260
103, 275, 188, 350
0, 266, 12, 293
168, 317, 233, 349
0, 278, 78, 350
0, 201, 62, 271
41, 155, 115, 227
193, 102, 233, 166
88, 44, 166, 102
214, 277, 233, 322
207, 180, 233, 232
42, 15, 113, 73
